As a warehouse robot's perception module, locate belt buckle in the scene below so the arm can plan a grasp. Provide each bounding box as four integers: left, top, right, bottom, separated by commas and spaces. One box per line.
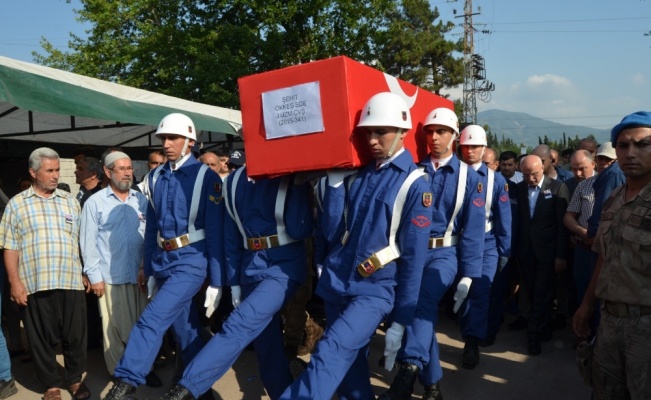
179, 234, 190, 247
357, 254, 382, 278
268, 235, 280, 247
248, 237, 268, 251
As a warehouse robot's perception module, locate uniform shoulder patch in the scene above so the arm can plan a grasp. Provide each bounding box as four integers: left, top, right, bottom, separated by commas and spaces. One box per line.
477, 183, 483, 193
412, 215, 431, 228
422, 192, 432, 207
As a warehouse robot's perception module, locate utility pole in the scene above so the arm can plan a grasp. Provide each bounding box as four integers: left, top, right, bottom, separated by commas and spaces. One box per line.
457, 0, 494, 124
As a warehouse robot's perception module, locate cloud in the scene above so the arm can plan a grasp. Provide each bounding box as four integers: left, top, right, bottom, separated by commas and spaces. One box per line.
632, 73, 646, 85
526, 74, 572, 87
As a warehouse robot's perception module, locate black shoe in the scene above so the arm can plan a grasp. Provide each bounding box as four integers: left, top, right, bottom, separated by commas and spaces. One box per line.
462, 338, 480, 369
197, 390, 214, 400
0, 379, 17, 399
103, 380, 136, 400
377, 363, 420, 400
478, 336, 496, 348
508, 316, 528, 331
160, 384, 194, 400
422, 383, 443, 400
528, 338, 541, 356
146, 371, 163, 388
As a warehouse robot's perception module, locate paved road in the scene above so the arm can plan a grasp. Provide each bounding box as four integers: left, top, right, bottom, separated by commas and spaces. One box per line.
11, 313, 592, 399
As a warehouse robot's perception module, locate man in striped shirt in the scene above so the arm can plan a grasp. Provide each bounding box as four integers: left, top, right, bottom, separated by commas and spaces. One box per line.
0, 147, 89, 400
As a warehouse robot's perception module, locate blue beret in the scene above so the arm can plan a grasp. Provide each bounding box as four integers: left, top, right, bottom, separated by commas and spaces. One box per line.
611, 111, 651, 144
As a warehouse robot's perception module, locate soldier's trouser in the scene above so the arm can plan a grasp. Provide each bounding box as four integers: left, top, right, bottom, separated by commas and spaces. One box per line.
113, 268, 205, 387
592, 308, 651, 400
400, 247, 457, 386
459, 236, 498, 340
179, 277, 299, 399
279, 294, 392, 400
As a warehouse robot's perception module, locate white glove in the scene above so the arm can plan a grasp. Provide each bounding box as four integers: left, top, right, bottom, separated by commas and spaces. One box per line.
147, 276, 157, 299
453, 277, 473, 313
383, 322, 405, 371
326, 169, 356, 188
316, 264, 323, 279
231, 285, 241, 308
204, 286, 223, 318
498, 256, 509, 272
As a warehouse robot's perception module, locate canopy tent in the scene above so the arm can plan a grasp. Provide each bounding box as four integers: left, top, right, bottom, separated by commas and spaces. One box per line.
0, 56, 242, 158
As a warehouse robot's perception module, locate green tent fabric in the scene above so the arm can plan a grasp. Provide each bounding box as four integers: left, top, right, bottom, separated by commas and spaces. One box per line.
0, 56, 241, 148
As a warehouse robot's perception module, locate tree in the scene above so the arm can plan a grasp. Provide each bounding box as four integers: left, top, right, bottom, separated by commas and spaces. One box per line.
35, 0, 397, 109
375, 0, 464, 95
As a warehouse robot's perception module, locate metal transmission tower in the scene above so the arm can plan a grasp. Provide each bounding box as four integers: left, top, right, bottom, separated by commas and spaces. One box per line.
457, 0, 494, 124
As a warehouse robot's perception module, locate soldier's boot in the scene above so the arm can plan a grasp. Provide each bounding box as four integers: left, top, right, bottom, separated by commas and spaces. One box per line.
297, 318, 324, 356
422, 383, 443, 400
461, 337, 480, 369
377, 363, 420, 400
159, 384, 195, 400
102, 380, 136, 400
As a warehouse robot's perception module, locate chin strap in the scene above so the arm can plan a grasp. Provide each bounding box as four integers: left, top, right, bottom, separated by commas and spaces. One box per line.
386, 129, 403, 158
180, 138, 190, 158
434, 133, 458, 158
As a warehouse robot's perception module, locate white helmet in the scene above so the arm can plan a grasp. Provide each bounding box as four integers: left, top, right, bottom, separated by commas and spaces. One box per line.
459, 125, 487, 146
423, 108, 459, 135
155, 113, 197, 141
357, 92, 412, 130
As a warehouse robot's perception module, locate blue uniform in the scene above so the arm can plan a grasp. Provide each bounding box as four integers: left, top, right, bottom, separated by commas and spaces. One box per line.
458, 164, 511, 341
177, 169, 313, 399
113, 156, 224, 388
554, 166, 574, 182
398, 155, 485, 386
279, 150, 431, 400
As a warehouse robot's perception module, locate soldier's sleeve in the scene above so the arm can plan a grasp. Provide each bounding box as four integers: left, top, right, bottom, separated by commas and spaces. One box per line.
393, 176, 431, 326
223, 175, 243, 287
493, 174, 512, 258
458, 169, 486, 278
555, 182, 570, 260
143, 190, 158, 278
319, 175, 349, 244
205, 171, 225, 287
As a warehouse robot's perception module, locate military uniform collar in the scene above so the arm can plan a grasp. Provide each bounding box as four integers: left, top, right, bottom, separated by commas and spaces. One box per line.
375, 148, 411, 172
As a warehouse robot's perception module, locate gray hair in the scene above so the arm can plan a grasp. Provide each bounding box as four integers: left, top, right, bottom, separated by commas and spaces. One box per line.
28, 147, 59, 171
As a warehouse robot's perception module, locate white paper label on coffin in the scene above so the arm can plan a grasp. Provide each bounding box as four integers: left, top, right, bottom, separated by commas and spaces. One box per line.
262, 81, 325, 140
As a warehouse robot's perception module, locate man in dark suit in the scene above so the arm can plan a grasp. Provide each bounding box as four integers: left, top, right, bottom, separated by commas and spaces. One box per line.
516, 155, 570, 355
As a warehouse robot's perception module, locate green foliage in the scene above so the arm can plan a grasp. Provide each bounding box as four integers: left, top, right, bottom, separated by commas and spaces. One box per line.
34, 0, 463, 110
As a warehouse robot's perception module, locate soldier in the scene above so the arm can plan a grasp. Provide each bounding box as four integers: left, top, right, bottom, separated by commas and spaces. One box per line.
103, 113, 224, 400
154, 165, 314, 399
457, 125, 511, 368
277, 92, 431, 399
573, 111, 651, 398
379, 108, 485, 400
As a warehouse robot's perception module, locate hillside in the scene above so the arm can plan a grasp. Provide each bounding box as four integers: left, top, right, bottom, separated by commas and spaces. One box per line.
477, 109, 610, 147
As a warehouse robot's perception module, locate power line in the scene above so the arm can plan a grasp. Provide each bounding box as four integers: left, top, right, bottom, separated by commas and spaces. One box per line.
490, 17, 651, 25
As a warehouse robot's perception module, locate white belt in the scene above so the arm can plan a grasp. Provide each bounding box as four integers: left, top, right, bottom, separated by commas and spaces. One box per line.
157, 230, 205, 251
357, 245, 400, 278
428, 235, 459, 249
485, 221, 493, 233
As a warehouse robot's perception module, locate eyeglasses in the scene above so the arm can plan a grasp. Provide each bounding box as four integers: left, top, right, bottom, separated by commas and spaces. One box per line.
110, 166, 133, 173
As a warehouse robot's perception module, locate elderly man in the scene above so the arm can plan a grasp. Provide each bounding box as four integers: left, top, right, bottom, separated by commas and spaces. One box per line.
516, 155, 569, 355
573, 111, 651, 398
0, 148, 89, 400
80, 152, 148, 376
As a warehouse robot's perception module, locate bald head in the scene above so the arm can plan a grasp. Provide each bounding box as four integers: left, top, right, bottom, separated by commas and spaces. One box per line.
570, 149, 595, 181
532, 145, 553, 174
520, 155, 544, 187
550, 149, 560, 167
482, 148, 498, 171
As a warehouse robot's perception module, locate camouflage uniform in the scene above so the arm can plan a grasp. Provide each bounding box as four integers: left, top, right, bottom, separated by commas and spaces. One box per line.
591, 182, 651, 399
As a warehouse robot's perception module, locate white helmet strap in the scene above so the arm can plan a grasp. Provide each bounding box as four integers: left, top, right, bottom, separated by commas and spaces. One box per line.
180, 138, 190, 158
386, 128, 403, 158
